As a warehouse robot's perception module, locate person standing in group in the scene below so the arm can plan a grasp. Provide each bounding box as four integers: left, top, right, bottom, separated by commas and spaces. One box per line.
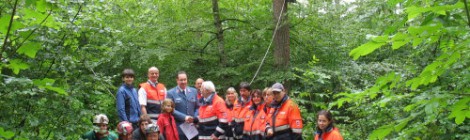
139, 66, 167, 121
82, 114, 119, 140
198, 81, 231, 140
242, 89, 267, 140
233, 82, 252, 140
157, 99, 179, 140
314, 110, 343, 140
195, 78, 204, 100
166, 71, 198, 140
117, 68, 141, 129
225, 87, 238, 140
262, 88, 274, 114
117, 121, 134, 140
265, 83, 303, 140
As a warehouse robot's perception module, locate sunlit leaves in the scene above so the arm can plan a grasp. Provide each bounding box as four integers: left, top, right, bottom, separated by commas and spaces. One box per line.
33, 78, 67, 95
0, 127, 14, 139
349, 35, 388, 60
16, 41, 41, 58
391, 33, 409, 49
0, 15, 25, 35
406, 2, 464, 21
6, 59, 30, 74
448, 97, 470, 125
406, 49, 461, 90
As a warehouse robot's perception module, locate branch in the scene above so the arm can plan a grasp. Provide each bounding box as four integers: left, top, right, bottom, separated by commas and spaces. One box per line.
221, 18, 249, 23
186, 29, 217, 34
71, 4, 83, 24
0, 0, 18, 62
463, 0, 470, 28
222, 26, 237, 32
202, 37, 217, 52
290, 17, 306, 29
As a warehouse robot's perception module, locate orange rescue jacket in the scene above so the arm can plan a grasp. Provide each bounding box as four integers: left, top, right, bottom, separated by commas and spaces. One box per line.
314, 127, 343, 140
266, 95, 303, 140
198, 93, 232, 140
243, 103, 267, 140
140, 82, 166, 119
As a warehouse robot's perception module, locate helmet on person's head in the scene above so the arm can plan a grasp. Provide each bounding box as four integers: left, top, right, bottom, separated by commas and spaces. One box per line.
93, 114, 109, 124
145, 123, 160, 133
117, 121, 133, 135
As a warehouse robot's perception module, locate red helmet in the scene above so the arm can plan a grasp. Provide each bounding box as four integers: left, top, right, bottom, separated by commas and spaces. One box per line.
117, 121, 133, 135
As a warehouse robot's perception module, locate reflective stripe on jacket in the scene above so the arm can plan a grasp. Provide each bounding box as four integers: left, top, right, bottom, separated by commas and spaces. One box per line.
198, 93, 232, 139
232, 98, 252, 139
266, 96, 303, 140
242, 103, 267, 140
140, 82, 166, 119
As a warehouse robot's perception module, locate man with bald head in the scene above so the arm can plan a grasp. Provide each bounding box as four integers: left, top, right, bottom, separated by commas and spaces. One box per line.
195, 78, 204, 100
138, 66, 167, 121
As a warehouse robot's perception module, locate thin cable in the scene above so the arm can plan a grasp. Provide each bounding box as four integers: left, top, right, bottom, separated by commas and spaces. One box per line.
250, 0, 287, 85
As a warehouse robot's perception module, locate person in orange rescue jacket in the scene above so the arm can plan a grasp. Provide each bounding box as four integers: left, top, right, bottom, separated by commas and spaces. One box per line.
138, 66, 167, 121
265, 83, 303, 140
225, 87, 238, 140
232, 82, 252, 140
198, 81, 232, 140
314, 110, 343, 140
242, 89, 267, 140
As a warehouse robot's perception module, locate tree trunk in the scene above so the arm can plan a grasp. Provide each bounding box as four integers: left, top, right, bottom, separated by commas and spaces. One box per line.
212, 0, 226, 67
273, 0, 290, 70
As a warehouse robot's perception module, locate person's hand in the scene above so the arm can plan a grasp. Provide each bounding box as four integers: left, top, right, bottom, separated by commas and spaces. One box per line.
185, 116, 194, 123
211, 134, 218, 140
266, 128, 273, 137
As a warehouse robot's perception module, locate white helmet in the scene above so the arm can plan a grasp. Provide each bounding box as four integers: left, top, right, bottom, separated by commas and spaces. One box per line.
93, 114, 109, 124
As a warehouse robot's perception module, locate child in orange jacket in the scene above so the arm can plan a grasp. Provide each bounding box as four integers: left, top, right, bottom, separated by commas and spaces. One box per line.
314, 110, 343, 140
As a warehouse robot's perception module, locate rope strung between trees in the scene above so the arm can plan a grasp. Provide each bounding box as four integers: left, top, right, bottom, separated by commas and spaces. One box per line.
250, 0, 287, 85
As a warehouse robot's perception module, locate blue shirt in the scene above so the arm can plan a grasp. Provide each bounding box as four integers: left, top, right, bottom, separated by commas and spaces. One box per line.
116, 84, 141, 123
166, 86, 199, 123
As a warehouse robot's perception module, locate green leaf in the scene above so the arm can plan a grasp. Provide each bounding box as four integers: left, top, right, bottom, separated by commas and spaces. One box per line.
0, 15, 25, 35
369, 124, 394, 139
36, 0, 48, 12
33, 78, 67, 95
412, 37, 423, 47
7, 59, 30, 74
387, 0, 405, 7
349, 36, 388, 60
448, 97, 470, 125
0, 127, 15, 139
406, 6, 428, 20
17, 42, 42, 58
394, 118, 410, 131
392, 41, 407, 50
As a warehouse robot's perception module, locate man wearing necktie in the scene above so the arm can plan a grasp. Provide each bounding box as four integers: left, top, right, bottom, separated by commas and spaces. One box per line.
166, 71, 199, 140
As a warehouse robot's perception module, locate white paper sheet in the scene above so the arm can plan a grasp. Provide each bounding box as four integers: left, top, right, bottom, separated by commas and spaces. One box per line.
179, 123, 199, 139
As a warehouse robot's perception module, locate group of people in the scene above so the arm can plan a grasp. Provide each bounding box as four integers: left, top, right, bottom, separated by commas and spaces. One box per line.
81, 66, 344, 140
